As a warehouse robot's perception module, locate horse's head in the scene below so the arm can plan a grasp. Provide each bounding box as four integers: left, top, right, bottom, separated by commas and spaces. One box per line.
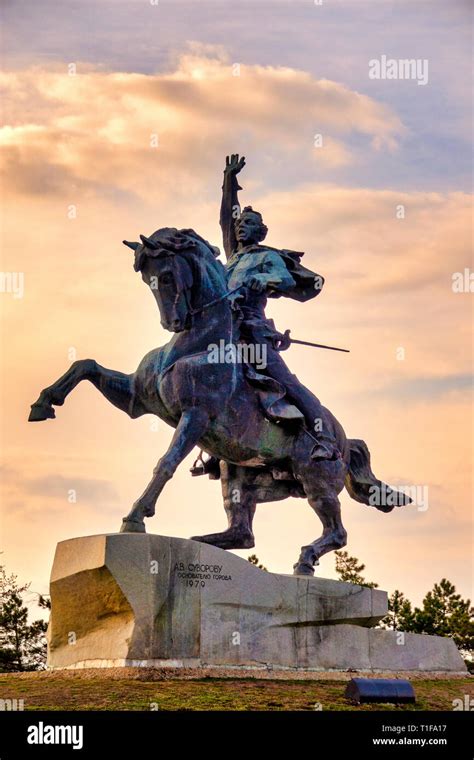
123, 227, 224, 333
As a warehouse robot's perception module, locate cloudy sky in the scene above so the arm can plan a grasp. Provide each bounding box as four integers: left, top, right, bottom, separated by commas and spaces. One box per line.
1, 0, 472, 607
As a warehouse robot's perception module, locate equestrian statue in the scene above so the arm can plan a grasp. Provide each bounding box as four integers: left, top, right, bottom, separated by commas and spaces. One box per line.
28, 155, 410, 575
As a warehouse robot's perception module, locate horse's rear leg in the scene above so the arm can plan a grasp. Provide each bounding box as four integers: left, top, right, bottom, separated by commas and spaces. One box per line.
191, 463, 256, 549
293, 494, 347, 576
28, 360, 141, 421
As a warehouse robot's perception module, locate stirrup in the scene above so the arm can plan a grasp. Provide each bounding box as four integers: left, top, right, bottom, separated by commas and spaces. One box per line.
190, 451, 221, 479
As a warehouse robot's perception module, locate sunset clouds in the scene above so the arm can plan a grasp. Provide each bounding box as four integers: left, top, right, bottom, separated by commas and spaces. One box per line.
0, 49, 405, 202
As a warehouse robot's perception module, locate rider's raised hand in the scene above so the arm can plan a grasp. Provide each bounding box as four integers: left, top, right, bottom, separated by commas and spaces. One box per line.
225, 154, 246, 175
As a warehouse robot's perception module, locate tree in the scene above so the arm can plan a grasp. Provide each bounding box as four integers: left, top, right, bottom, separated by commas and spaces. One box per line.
381, 589, 414, 630
334, 555, 473, 662
0, 563, 49, 672
334, 550, 378, 588
247, 555, 268, 571
410, 579, 474, 653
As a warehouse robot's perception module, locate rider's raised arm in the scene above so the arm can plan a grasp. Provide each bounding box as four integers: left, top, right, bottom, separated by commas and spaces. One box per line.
220, 154, 245, 260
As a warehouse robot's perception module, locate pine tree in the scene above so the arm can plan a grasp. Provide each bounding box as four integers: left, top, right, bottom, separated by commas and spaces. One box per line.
0, 564, 49, 672
334, 550, 378, 588
411, 579, 474, 653
381, 589, 414, 630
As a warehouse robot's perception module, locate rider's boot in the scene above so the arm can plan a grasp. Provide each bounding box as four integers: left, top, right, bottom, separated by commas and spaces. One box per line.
309, 431, 340, 461
298, 413, 340, 461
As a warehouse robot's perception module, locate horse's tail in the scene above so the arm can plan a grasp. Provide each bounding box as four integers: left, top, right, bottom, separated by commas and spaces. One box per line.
345, 438, 412, 513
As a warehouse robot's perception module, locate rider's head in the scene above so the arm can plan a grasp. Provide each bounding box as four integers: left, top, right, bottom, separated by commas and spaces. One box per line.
234, 206, 268, 246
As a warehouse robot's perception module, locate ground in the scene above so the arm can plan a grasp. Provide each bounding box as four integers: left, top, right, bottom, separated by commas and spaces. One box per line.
0, 669, 472, 711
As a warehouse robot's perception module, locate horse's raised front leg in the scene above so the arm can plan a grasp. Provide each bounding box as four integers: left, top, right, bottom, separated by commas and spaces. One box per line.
28, 360, 143, 421
191, 463, 256, 549
120, 408, 210, 533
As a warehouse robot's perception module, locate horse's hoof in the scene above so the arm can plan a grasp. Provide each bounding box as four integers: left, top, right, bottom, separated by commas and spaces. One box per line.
120, 518, 146, 533
28, 403, 56, 422
293, 561, 315, 577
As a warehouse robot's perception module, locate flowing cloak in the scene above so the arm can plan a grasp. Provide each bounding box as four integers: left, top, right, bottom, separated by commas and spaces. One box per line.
226, 244, 324, 303
268, 248, 324, 302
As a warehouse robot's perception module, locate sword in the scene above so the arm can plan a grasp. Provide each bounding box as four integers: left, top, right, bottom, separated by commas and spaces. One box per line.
290, 338, 350, 353
277, 329, 349, 353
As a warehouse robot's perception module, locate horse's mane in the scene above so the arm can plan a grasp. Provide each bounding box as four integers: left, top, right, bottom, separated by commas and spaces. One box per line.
134, 227, 220, 272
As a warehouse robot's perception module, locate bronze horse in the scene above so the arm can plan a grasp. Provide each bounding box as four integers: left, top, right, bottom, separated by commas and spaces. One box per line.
28, 227, 410, 575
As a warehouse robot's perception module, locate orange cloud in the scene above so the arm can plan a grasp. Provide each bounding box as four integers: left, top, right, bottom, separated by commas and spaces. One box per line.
0, 50, 405, 200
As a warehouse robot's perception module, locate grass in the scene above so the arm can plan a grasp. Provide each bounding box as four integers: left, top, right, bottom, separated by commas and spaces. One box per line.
0, 670, 472, 711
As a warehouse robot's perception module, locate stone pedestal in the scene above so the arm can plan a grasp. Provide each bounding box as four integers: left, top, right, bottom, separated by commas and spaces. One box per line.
47, 534, 466, 673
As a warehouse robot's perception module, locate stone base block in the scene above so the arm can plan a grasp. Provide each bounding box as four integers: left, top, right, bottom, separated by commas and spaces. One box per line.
47, 534, 466, 673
